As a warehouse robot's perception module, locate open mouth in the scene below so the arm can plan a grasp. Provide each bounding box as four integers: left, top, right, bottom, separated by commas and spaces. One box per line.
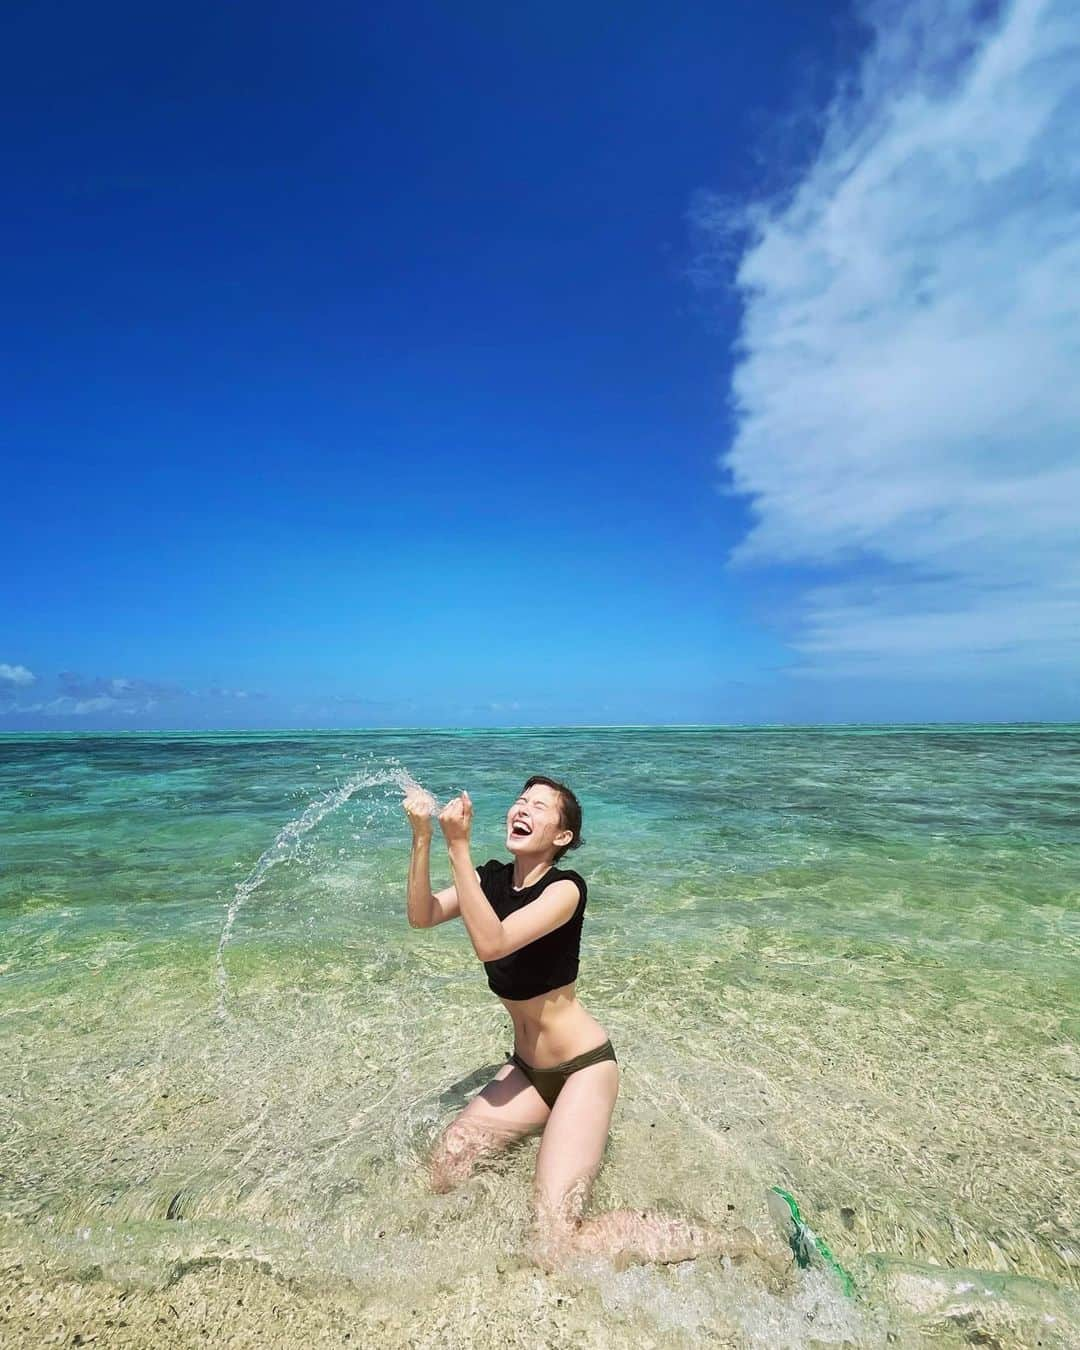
510, 821, 533, 837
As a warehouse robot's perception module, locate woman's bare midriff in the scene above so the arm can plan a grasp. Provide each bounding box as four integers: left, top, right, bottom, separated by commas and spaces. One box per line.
499, 980, 610, 1067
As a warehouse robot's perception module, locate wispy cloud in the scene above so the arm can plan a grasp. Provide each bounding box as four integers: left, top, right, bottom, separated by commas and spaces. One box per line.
0, 663, 35, 687
698, 0, 1080, 679
5, 671, 191, 718
329, 695, 406, 709
2, 696, 133, 717
57, 672, 184, 703
197, 686, 267, 702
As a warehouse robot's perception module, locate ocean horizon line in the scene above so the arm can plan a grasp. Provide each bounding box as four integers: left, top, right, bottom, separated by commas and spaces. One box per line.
2, 720, 1078, 738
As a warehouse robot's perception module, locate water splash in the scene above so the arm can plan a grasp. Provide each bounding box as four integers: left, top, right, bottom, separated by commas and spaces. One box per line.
214, 761, 452, 1018
398, 770, 462, 817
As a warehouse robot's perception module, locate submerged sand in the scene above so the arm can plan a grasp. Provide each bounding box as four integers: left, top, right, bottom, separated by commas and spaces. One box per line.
2, 940, 1077, 1349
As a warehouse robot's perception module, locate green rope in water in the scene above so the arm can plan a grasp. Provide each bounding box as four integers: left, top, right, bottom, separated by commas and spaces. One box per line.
767, 1186, 857, 1298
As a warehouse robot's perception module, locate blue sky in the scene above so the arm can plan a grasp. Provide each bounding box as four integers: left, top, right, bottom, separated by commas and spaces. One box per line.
3, 0, 1078, 729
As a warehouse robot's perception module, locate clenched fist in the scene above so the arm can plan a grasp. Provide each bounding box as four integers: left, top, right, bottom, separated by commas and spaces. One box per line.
438, 790, 473, 846
403, 788, 437, 838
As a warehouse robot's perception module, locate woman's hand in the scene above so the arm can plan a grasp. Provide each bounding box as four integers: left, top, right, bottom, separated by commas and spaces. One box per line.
438, 790, 473, 847
403, 788, 436, 838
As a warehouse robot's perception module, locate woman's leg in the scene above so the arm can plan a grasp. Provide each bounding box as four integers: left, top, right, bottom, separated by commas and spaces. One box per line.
528, 1059, 618, 1264
428, 1058, 551, 1193
528, 1060, 757, 1272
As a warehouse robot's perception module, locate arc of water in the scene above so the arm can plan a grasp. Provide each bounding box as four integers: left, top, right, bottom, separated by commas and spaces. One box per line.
214, 763, 447, 1018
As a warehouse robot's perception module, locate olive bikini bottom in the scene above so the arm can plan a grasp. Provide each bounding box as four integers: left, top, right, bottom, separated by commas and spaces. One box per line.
506, 1038, 618, 1110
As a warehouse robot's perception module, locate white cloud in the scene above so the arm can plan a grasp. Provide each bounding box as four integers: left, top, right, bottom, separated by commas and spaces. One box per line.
67, 696, 123, 716
3, 695, 122, 717
705, 0, 1080, 678
1, 672, 182, 718
0, 670, 274, 722
0, 663, 35, 686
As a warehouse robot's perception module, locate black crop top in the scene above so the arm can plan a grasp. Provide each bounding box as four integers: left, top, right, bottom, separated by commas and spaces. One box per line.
475, 858, 588, 1001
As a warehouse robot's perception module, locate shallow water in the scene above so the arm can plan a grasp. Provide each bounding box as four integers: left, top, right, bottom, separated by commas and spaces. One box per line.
1, 727, 1077, 1347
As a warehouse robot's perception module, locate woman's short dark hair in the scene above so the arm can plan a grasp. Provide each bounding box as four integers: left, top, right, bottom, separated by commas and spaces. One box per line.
522, 775, 584, 863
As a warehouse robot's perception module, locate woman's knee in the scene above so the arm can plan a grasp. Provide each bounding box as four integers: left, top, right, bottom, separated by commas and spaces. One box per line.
530, 1169, 594, 1252
427, 1120, 475, 1191
523, 1208, 582, 1273
427, 1115, 516, 1192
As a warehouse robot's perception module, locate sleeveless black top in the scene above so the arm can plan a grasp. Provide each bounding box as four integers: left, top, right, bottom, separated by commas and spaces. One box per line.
476, 858, 588, 1001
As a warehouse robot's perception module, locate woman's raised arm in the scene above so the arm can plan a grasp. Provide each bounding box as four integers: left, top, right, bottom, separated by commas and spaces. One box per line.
404, 790, 439, 928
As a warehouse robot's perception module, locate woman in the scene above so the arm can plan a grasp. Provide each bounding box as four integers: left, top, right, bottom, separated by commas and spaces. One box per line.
403, 775, 764, 1273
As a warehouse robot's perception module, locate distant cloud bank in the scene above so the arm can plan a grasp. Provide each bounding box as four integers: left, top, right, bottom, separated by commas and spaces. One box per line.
0, 671, 269, 719
0, 663, 35, 686
704, 0, 1080, 680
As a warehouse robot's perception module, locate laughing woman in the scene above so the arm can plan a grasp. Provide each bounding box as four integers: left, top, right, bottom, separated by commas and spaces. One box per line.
404, 776, 760, 1272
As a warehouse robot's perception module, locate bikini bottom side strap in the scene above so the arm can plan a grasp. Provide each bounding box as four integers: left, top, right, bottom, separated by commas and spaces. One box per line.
514, 1038, 617, 1075
559, 1038, 617, 1071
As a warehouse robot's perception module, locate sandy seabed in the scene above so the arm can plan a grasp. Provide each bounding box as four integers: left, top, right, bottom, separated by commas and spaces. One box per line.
2, 942, 1078, 1349
4, 1240, 1079, 1349
0, 1251, 785, 1350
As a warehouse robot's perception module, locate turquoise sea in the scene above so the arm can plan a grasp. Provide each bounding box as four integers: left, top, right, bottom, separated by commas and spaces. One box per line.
1, 727, 1077, 1348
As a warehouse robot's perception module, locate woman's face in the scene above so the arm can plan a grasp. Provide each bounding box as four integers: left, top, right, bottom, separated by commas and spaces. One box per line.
505, 784, 572, 858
